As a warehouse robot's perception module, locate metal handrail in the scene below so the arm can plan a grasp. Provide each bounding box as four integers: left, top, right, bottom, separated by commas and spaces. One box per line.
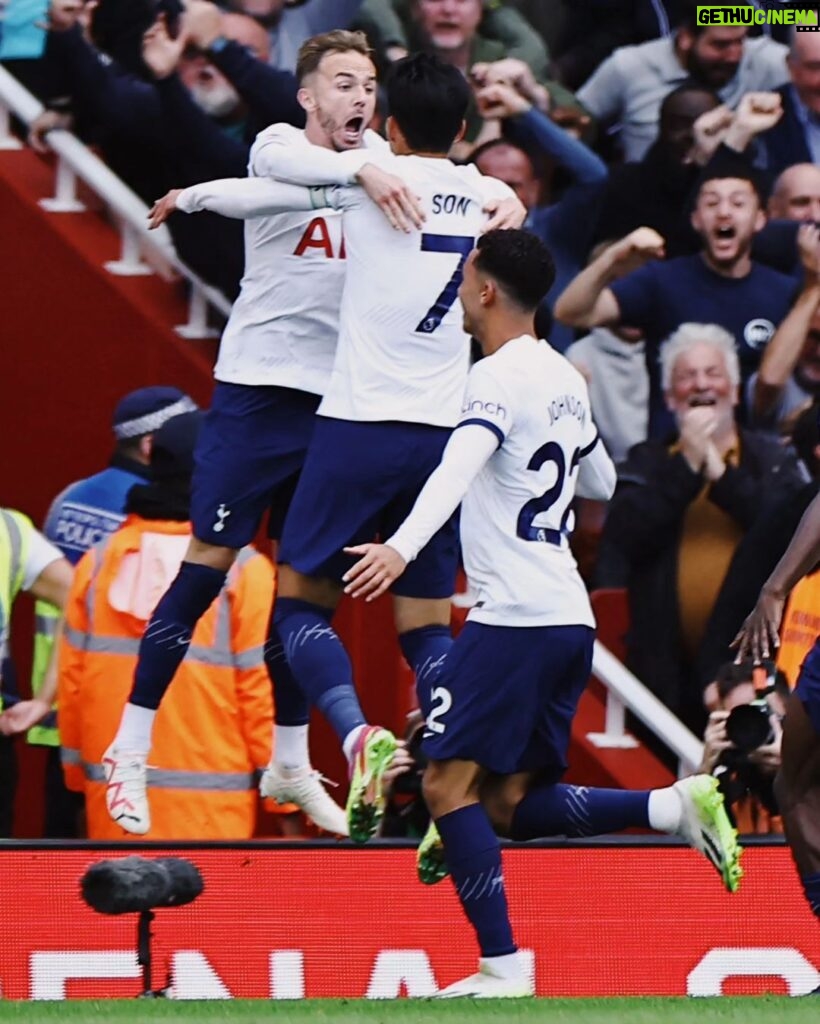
591, 640, 704, 776
0, 63, 231, 335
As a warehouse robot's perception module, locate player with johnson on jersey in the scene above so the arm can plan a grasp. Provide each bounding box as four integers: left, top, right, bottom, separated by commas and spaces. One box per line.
345, 230, 743, 999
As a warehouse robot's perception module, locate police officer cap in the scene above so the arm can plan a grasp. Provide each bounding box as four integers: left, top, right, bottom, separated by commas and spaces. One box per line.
112, 386, 198, 440
150, 410, 204, 482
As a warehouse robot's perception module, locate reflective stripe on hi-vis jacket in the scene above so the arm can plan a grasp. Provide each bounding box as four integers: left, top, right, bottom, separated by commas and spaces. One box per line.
27, 600, 60, 745
57, 518, 277, 839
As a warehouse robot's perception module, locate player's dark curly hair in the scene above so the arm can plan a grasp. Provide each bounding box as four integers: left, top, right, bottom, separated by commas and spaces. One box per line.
474, 230, 556, 312
386, 53, 470, 154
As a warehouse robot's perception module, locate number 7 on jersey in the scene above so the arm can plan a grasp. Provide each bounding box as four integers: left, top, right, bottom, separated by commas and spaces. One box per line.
416, 233, 475, 334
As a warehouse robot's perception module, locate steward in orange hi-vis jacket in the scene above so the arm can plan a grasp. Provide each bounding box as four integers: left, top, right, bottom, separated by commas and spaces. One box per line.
58, 411, 282, 840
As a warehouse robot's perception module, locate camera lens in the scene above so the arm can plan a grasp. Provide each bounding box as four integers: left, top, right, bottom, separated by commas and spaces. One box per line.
724, 703, 773, 753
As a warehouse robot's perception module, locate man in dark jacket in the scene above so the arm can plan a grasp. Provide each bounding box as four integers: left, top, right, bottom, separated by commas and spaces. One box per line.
597, 321, 806, 733
592, 81, 721, 258
755, 33, 820, 178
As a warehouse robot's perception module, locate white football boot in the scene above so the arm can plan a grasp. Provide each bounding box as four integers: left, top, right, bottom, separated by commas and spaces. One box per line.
103, 745, 150, 835
260, 763, 348, 837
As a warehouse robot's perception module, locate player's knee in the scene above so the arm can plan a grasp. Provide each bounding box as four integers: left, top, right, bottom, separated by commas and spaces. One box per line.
392, 596, 450, 634
277, 564, 340, 608
186, 537, 238, 572
422, 762, 479, 819
482, 777, 529, 837
421, 766, 448, 818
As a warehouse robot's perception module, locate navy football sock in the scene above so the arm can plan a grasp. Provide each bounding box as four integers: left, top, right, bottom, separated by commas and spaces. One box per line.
274, 597, 365, 743
437, 804, 516, 958
265, 616, 310, 727
801, 871, 820, 919
130, 561, 226, 710
510, 783, 651, 840
398, 624, 452, 690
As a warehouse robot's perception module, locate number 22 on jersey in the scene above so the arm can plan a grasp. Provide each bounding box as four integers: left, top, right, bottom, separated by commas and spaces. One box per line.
517, 442, 581, 544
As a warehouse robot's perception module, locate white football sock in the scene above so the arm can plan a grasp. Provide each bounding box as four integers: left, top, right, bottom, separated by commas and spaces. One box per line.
648, 786, 683, 833
113, 703, 155, 756
273, 725, 310, 769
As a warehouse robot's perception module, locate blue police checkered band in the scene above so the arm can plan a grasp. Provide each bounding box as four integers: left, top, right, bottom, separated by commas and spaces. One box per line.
113, 396, 197, 440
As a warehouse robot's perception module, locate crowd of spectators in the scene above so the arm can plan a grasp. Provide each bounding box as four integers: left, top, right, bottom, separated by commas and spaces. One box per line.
2, 0, 820, 838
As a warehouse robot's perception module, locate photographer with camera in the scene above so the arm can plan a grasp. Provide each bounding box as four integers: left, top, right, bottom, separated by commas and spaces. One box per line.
379, 711, 430, 839
700, 659, 788, 835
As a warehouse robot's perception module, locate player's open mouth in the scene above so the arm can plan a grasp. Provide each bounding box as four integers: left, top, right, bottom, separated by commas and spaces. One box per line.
688, 395, 717, 407
343, 116, 365, 140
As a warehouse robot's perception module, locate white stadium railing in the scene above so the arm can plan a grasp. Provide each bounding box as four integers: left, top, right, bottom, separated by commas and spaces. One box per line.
0, 64, 231, 337
590, 641, 704, 777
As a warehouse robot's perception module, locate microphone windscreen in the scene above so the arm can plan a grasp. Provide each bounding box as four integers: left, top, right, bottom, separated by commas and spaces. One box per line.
156, 858, 204, 907
80, 857, 171, 915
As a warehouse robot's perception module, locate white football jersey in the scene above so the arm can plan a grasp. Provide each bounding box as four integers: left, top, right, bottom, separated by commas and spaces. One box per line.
457, 336, 613, 627
212, 127, 385, 394
318, 157, 516, 427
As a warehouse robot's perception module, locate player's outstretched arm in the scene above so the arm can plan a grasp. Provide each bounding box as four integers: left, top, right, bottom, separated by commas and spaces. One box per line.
576, 434, 617, 501
733, 489, 820, 663
343, 425, 498, 601
252, 123, 378, 187
148, 178, 325, 228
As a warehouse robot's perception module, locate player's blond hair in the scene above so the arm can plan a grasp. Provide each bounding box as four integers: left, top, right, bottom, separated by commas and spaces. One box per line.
296, 30, 373, 84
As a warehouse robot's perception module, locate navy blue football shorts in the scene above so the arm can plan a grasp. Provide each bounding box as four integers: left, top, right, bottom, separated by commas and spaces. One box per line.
191, 381, 320, 547
796, 636, 820, 736
277, 416, 458, 599
419, 621, 595, 776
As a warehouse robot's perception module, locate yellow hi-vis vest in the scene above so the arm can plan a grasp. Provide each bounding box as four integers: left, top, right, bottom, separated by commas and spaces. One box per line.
0, 509, 33, 712
27, 599, 60, 746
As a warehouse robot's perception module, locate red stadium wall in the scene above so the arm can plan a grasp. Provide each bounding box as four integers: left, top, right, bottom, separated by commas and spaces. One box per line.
0, 843, 817, 999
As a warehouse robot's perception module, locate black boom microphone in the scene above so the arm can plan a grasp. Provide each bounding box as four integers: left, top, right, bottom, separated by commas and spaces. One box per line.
80, 856, 204, 997
81, 856, 203, 915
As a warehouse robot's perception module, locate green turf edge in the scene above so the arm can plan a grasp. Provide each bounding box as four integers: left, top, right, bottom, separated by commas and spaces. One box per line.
0, 996, 812, 1024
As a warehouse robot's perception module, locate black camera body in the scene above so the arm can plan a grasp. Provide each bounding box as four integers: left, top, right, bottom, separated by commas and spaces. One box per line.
724, 698, 777, 754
